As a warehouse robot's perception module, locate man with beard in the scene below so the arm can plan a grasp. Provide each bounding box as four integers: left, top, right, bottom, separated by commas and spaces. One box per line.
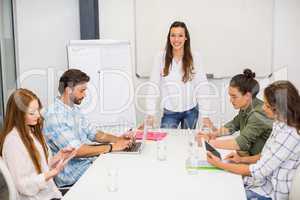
43, 69, 133, 187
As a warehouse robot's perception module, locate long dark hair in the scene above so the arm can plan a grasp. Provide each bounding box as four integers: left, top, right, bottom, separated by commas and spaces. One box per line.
164, 21, 194, 83
0, 89, 48, 173
230, 69, 260, 98
264, 80, 300, 132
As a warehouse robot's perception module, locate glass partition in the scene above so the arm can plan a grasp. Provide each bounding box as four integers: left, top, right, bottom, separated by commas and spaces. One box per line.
0, 0, 17, 129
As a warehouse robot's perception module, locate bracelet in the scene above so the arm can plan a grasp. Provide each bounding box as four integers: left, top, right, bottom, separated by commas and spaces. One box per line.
107, 144, 113, 153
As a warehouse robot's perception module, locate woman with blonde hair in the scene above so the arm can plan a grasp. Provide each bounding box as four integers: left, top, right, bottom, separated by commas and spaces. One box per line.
0, 88, 76, 200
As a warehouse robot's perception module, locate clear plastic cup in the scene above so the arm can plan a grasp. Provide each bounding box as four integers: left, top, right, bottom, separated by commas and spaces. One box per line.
157, 140, 167, 161
106, 168, 118, 192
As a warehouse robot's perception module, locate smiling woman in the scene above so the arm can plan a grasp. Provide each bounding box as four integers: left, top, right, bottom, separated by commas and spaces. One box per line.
163, 22, 193, 83
145, 21, 210, 130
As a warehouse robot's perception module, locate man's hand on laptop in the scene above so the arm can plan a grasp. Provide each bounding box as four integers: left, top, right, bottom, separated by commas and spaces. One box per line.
120, 130, 136, 147
112, 139, 131, 151
121, 131, 135, 141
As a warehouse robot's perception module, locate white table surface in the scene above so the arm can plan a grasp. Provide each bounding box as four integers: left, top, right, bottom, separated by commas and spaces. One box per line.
62, 129, 247, 200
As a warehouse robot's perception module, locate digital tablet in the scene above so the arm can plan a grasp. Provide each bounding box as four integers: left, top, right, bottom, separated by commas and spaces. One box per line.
203, 140, 222, 159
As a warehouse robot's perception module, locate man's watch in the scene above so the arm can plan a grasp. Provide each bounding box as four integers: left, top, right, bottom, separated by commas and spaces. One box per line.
107, 143, 113, 153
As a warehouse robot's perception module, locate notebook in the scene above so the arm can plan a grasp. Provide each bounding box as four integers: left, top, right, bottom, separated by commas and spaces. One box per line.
134, 130, 167, 141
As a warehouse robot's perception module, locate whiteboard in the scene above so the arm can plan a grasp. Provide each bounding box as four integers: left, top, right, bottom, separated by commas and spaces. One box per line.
135, 0, 273, 78
67, 40, 136, 127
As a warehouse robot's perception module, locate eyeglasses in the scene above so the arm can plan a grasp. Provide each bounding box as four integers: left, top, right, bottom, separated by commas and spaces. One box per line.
26, 110, 40, 116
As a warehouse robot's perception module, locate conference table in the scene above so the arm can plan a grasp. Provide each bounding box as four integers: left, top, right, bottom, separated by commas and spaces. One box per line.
62, 129, 247, 200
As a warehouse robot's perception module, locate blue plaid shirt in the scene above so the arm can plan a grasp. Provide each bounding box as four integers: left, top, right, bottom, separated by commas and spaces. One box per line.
244, 121, 300, 200
43, 98, 98, 187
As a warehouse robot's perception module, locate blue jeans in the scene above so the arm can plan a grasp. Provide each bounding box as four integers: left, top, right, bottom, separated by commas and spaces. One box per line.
246, 190, 272, 200
160, 106, 199, 129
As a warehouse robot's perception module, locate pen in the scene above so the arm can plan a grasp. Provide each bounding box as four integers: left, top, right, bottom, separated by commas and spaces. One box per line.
126, 128, 135, 144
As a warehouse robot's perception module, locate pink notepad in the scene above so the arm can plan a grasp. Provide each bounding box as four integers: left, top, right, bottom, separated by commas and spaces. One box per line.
135, 131, 167, 141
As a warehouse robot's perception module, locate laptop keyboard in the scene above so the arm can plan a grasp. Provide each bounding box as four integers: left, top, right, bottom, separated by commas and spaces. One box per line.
125, 142, 141, 152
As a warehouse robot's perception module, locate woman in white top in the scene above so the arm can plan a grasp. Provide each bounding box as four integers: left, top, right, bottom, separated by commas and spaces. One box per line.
146, 21, 209, 129
206, 81, 300, 200
0, 89, 76, 200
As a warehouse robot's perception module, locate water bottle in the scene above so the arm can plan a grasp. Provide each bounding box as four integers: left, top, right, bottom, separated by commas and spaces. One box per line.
185, 138, 200, 175
144, 118, 148, 136
187, 128, 197, 153
185, 153, 199, 175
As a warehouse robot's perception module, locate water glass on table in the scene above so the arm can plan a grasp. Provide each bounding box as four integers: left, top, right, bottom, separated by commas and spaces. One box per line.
106, 168, 119, 192
156, 140, 167, 161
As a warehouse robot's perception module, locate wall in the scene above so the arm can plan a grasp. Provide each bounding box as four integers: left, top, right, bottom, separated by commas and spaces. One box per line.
13, 0, 80, 106
99, 0, 143, 123
273, 0, 300, 88
99, 0, 135, 48
98, 0, 300, 125
135, 0, 273, 78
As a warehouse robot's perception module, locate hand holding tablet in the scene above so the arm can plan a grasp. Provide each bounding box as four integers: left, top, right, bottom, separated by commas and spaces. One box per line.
201, 139, 222, 159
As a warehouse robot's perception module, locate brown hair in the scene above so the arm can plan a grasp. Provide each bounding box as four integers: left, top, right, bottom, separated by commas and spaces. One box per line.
58, 69, 90, 95
264, 80, 300, 132
164, 21, 194, 83
230, 68, 260, 98
0, 88, 48, 173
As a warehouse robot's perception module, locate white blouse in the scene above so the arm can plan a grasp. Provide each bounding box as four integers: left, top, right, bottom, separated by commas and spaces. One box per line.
146, 51, 210, 115
2, 128, 62, 200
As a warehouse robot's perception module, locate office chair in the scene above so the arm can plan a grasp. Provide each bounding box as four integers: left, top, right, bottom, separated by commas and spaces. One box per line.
290, 164, 300, 200
54, 179, 73, 196
58, 185, 71, 196
0, 157, 18, 200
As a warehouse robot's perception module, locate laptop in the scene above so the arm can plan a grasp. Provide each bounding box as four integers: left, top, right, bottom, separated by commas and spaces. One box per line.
111, 125, 147, 154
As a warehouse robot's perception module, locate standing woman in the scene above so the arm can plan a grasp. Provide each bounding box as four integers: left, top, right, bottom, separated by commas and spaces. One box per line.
0, 89, 76, 200
146, 21, 209, 129
206, 81, 300, 200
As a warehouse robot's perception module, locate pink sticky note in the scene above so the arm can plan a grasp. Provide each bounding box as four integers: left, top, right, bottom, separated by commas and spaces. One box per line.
135, 130, 167, 141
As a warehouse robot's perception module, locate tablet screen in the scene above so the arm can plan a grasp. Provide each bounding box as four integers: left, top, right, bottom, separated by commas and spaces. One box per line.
205, 141, 222, 159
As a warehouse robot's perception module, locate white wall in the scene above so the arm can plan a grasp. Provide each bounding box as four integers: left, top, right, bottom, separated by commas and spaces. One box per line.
99, 0, 135, 49
99, 0, 300, 125
13, 0, 80, 106
273, 0, 300, 89
135, 0, 273, 78
99, 0, 144, 123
